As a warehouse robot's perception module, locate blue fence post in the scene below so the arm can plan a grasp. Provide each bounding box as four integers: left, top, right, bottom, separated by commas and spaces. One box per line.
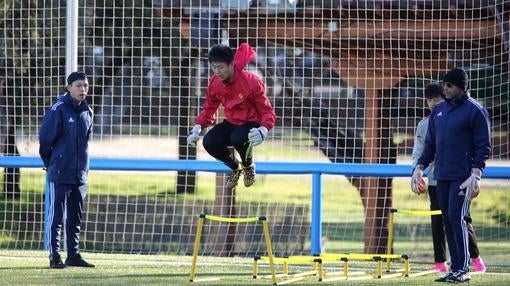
310, 172, 322, 255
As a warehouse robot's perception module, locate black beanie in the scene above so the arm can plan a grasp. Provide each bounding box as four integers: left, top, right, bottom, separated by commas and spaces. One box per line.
424, 82, 443, 99
443, 68, 468, 90
67, 71, 88, 86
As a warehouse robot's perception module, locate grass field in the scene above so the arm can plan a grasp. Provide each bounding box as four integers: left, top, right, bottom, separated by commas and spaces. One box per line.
1, 250, 510, 285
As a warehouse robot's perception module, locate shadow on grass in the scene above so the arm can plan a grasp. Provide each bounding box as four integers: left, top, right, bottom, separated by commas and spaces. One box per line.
0, 266, 49, 270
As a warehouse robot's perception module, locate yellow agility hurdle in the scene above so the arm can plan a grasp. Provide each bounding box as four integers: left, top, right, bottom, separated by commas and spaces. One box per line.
321, 253, 410, 280
254, 252, 410, 283
386, 208, 442, 272
189, 213, 277, 285
253, 255, 324, 284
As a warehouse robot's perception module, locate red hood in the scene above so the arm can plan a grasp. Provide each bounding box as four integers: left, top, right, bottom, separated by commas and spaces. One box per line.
233, 43, 256, 71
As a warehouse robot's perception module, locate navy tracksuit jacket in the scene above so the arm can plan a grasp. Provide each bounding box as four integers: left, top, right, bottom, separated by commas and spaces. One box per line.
418, 92, 491, 272
39, 93, 93, 257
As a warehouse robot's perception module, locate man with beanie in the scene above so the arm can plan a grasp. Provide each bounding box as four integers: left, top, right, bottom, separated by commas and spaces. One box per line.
412, 68, 491, 283
40, 71, 95, 268
411, 81, 486, 275
187, 44, 276, 189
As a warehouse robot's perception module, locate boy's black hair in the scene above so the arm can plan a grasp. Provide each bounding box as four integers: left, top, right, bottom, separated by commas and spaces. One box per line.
208, 44, 234, 64
424, 82, 443, 99
67, 71, 88, 86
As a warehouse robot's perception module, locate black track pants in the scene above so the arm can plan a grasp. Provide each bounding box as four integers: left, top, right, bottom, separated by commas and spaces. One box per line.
202, 120, 259, 170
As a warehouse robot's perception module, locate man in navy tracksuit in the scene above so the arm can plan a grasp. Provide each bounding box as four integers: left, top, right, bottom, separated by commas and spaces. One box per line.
413, 68, 491, 283
39, 71, 95, 268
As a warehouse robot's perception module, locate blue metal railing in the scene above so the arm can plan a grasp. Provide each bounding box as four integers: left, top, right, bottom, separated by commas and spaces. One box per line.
1, 155, 509, 254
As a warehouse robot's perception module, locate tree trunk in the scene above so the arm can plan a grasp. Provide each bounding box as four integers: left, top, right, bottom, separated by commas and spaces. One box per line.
176, 54, 197, 194
211, 147, 236, 257
3, 125, 21, 200
360, 89, 393, 254
1, 81, 21, 200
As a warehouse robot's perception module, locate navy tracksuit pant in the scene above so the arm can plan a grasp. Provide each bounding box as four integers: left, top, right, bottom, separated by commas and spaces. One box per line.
428, 186, 480, 263
45, 182, 86, 258
436, 180, 472, 272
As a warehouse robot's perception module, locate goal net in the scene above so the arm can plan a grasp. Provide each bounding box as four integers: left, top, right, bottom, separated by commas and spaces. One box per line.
1, 0, 509, 265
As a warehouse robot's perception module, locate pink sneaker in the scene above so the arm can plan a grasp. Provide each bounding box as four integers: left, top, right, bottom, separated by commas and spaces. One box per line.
471, 256, 486, 273
433, 262, 449, 272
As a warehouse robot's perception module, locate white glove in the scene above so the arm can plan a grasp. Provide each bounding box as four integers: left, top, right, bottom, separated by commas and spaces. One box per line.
411, 177, 427, 195
411, 165, 424, 194
460, 168, 482, 199
248, 126, 268, 146
187, 124, 202, 146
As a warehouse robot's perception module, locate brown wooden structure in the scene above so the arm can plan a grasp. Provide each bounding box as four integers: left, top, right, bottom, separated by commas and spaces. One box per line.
158, 3, 507, 254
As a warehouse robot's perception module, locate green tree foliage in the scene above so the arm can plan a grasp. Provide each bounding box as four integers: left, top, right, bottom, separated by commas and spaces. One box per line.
0, 0, 66, 121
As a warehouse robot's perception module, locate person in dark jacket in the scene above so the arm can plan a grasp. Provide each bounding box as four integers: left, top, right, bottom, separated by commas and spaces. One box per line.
411, 82, 486, 274
187, 43, 276, 189
412, 68, 491, 283
39, 71, 95, 269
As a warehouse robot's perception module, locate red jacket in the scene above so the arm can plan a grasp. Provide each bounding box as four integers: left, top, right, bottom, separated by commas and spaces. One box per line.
196, 44, 276, 130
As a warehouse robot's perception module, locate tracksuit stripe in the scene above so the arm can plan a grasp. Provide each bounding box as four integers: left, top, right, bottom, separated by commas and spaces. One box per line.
460, 192, 471, 271
45, 182, 55, 253
44, 179, 49, 250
